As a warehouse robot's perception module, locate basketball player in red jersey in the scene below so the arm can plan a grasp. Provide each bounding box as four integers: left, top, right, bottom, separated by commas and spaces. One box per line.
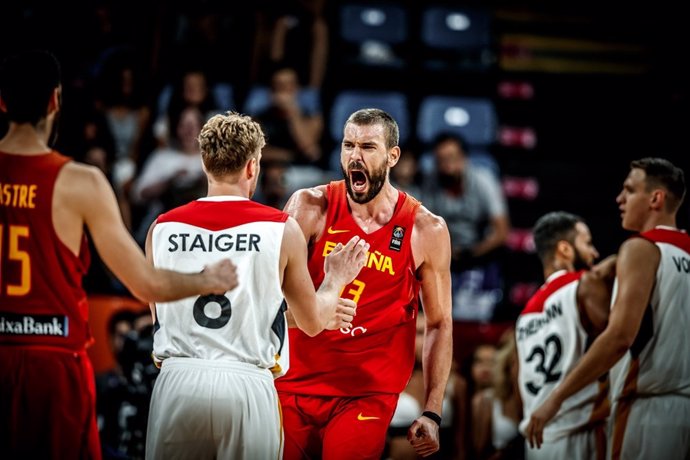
0, 51, 238, 459
275, 108, 453, 459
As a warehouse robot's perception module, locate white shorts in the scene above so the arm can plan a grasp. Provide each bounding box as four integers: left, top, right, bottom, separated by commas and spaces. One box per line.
609, 394, 690, 460
145, 358, 282, 460
526, 424, 606, 460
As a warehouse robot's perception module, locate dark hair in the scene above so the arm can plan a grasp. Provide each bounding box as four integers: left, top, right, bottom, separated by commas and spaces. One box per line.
345, 108, 399, 149
431, 132, 469, 154
630, 157, 686, 212
0, 50, 61, 124
533, 211, 584, 264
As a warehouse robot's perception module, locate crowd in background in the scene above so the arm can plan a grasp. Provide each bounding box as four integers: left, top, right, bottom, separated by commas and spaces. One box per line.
1, 2, 569, 459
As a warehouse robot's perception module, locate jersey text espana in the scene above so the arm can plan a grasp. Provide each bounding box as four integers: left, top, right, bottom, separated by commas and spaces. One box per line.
276, 181, 421, 396
0, 151, 90, 350
151, 196, 290, 376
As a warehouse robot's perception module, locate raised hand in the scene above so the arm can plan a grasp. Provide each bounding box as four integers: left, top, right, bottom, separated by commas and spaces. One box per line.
323, 235, 369, 285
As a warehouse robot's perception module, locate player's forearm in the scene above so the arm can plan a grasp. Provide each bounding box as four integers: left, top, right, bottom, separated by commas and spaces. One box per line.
314, 274, 341, 331
129, 268, 212, 303
552, 328, 629, 404
422, 322, 453, 414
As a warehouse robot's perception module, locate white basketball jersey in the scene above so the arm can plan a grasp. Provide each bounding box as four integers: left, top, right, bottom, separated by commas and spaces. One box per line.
610, 227, 690, 400
150, 196, 290, 377
517, 270, 608, 442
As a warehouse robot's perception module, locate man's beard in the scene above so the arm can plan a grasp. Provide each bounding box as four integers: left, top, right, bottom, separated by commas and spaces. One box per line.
342, 160, 387, 204
573, 249, 591, 271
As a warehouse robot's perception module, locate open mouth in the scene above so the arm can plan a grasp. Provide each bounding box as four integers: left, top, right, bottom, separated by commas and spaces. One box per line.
349, 170, 368, 192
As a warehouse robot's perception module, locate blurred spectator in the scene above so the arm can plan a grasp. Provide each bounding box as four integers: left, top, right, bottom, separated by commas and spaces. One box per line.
255, 63, 330, 193
96, 309, 137, 459
422, 133, 510, 321
255, 64, 323, 165
251, 0, 329, 89
391, 146, 422, 199
91, 48, 153, 230
387, 312, 468, 460
254, 160, 290, 210
470, 343, 498, 395
107, 309, 157, 460
471, 331, 523, 460
131, 105, 206, 244
153, 67, 223, 148
423, 133, 509, 270
445, 342, 499, 460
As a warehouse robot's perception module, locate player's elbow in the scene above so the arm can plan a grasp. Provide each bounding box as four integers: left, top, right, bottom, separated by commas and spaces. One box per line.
608, 327, 635, 355
128, 283, 159, 304
291, 310, 323, 337
297, 320, 322, 337
129, 273, 170, 303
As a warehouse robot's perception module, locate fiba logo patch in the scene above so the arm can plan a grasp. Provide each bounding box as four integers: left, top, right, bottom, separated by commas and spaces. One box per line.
389, 225, 405, 252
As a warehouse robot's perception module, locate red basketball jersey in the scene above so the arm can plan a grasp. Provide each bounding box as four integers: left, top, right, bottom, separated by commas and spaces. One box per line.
0, 151, 91, 350
276, 181, 421, 396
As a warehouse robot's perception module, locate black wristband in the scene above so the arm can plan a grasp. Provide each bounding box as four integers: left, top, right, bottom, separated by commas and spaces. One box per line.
422, 411, 442, 426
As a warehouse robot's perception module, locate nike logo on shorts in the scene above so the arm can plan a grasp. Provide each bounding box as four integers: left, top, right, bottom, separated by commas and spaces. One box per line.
357, 412, 380, 421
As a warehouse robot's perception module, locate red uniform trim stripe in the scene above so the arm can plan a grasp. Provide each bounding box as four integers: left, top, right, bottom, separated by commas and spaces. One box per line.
636, 228, 690, 255
521, 271, 583, 315
157, 199, 288, 230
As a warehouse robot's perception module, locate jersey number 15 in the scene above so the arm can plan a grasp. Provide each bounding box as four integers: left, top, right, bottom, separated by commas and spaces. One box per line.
0, 225, 31, 296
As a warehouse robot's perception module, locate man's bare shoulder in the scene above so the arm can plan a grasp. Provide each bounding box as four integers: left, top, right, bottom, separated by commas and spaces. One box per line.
414, 204, 449, 238
284, 184, 329, 216
59, 160, 108, 184
56, 161, 112, 204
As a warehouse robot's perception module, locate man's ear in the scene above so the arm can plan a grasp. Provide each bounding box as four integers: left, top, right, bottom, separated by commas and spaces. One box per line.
246, 156, 257, 180
556, 240, 573, 260
388, 146, 401, 168
47, 87, 61, 115
650, 189, 666, 211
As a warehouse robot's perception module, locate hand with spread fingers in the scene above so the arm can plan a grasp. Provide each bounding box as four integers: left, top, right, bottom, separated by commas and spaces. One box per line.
525, 394, 562, 449
323, 235, 370, 286
407, 415, 440, 458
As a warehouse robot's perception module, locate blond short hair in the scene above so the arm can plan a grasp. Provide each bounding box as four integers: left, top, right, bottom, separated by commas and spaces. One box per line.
198, 111, 266, 177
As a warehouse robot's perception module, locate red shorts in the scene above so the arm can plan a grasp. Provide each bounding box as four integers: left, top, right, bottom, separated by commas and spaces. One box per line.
0, 346, 101, 460
279, 392, 399, 460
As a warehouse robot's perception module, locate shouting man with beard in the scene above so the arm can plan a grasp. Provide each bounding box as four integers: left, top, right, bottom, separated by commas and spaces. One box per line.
275, 108, 454, 459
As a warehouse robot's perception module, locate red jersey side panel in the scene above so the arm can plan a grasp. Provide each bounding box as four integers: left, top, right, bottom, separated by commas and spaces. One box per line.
276, 181, 421, 396
0, 151, 91, 350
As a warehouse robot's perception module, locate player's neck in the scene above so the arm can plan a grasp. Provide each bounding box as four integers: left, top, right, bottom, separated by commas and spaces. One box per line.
544, 260, 573, 280
206, 178, 251, 199
0, 122, 51, 154
639, 215, 677, 233
347, 182, 399, 224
